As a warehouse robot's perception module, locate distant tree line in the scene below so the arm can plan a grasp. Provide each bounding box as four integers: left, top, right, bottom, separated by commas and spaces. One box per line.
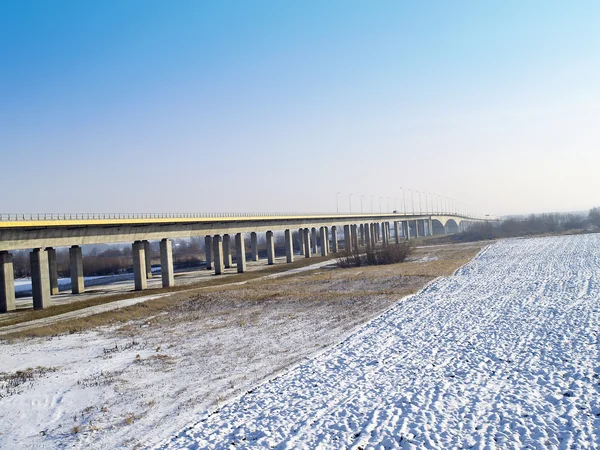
451, 208, 600, 242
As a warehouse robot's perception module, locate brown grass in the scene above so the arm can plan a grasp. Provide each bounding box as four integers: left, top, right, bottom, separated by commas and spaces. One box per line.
0, 243, 485, 341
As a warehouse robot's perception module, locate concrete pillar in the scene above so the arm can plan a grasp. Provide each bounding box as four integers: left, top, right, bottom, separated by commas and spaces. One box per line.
359, 224, 365, 246
325, 227, 330, 253
132, 241, 147, 291
319, 227, 328, 256
371, 223, 377, 247
160, 238, 175, 288
235, 233, 246, 273
285, 229, 294, 263
303, 228, 311, 258
297, 229, 305, 255
30, 248, 51, 309
69, 245, 85, 294
311, 228, 318, 254
364, 223, 372, 249
205, 236, 213, 270
266, 231, 275, 265
414, 220, 419, 238
394, 222, 400, 244
331, 226, 339, 252
351, 224, 359, 250
251, 232, 259, 261
0, 252, 15, 313
343, 225, 352, 252
143, 240, 153, 279
213, 235, 224, 275
404, 221, 410, 240
223, 234, 232, 268
381, 222, 388, 246
46, 247, 59, 295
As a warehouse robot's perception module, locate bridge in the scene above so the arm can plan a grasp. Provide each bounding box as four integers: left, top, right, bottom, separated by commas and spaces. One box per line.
0, 211, 487, 313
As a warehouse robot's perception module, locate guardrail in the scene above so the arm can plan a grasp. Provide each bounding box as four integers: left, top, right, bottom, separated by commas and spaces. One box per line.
0, 212, 489, 222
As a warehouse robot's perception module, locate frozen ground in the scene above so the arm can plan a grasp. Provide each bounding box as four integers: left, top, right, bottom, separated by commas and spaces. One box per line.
160, 234, 600, 449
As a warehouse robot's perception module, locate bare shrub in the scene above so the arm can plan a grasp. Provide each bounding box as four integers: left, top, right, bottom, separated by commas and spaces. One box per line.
336, 243, 412, 268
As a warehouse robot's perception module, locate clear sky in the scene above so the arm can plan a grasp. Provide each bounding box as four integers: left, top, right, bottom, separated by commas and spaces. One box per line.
1, 1, 599, 216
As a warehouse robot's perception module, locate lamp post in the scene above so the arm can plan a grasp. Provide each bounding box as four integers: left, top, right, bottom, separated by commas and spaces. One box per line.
336, 192, 340, 214
361, 194, 364, 213
410, 189, 414, 215
371, 196, 374, 213
349, 193, 353, 213
379, 197, 382, 213
401, 187, 407, 215
417, 191, 421, 215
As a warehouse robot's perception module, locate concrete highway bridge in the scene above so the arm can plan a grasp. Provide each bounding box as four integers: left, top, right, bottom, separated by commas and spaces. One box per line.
0, 212, 486, 313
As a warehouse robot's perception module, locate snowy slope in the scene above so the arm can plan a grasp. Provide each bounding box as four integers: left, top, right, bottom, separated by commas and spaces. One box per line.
159, 234, 600, 449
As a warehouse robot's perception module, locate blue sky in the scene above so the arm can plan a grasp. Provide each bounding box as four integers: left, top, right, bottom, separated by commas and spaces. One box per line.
1, 1, 599, 215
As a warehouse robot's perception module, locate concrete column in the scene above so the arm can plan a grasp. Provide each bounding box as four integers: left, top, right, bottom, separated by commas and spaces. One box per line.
394, 222, 400, 244
223, 234, 232, 268
46, 247, 59, 295
404, 221, 410, 240
69, 246, 85, 294
303, 228, 311, 258
331, 226, 339, 252
297, 229, 305, 255
30, 248, 51, 309
414, 220, 419, 238
266, 231, 275, 265
284, 229, 294, 263
251, 232, 259, 261
143, 240, 153, 279
381, 222, 388, 246
213, 235, 224, 275
364, 223, 372, 249
351, 224, 359, 250
132, 241, 147, 291
371, 223, 377, 247
0, 252, 15, 313
325, 227, 330, 253
343, 225, 352, 252
235, 233, 246, 273
311, 228, 318, 254
359, 224, 365, 246
319, 227, 328, 256
160, 238, 175, 288
205, 236, 213, 270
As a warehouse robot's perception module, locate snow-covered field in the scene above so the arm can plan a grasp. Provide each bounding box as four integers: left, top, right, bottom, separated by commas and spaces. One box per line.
160, 234, 600, 449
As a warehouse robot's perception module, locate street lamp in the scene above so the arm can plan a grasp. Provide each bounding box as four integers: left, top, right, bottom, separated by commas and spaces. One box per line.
370, 196, 374, 213
349, 193, 353, 213
401, 187, 407, 215
417, 191, 421, 215
379, 196, 382, 213
409, 189, 414, 215
336, 192, 340, 214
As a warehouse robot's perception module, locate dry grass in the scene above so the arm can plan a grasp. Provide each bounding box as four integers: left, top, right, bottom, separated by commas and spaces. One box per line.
0, 243, 485, 341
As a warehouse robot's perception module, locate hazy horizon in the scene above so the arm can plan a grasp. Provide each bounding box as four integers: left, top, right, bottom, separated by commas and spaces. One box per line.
2, 1, 599, 217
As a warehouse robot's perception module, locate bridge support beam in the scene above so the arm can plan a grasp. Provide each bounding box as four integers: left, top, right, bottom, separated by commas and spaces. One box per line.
160, 238, 175, 287
311, 228, 318, 254
320, 227, 328, 256
414, 220, 419, 238
69, 245, 85, 294
284, 229, 294, 263
205, 236, 213, 270
132, 241, 147, 291
359, 224, 365, 246
236, 233, 246, 273
331, 226, 338, 252
351, 225, 359, 250
223, 235, 232, 268
213, 235, 224, 275
0, 252, 15, 313
31, 248, 51, 309
251, 232, 259, 261
364, 223, 371, 249
144, 240, 153, 279
266, 231, 275, 265
47, 247, 59, 295
297, 229, 304, 255
343, 225, 352, 252
303, 228, 311, 258
429, 218, 434, 236
382, 222, 388, 246
394, 221, 400, 244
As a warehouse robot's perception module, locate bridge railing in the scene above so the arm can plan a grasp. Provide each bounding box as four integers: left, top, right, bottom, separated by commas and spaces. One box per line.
0, 212, 487, 221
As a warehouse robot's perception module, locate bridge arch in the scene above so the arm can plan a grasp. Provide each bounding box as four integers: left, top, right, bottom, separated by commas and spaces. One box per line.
431, 219, 446, 235
445, 219, 460, 234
